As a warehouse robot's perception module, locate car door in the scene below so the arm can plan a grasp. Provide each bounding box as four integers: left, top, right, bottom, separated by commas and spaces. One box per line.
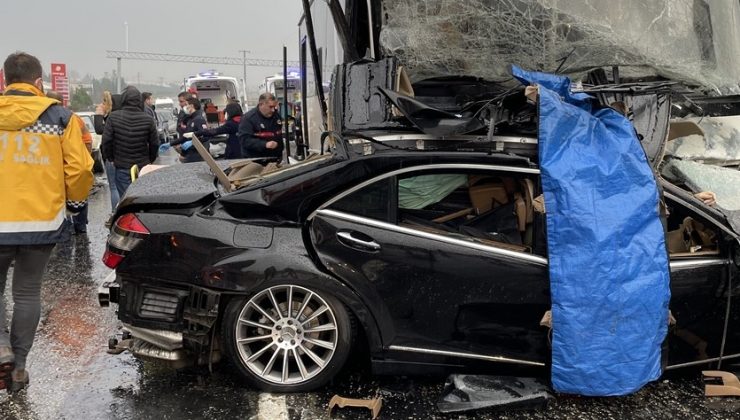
309, 164, 550, 367
663, 190, 739, 369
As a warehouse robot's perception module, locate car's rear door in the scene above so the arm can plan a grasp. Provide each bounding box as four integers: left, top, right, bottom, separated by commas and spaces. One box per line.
308, 164, 550, 367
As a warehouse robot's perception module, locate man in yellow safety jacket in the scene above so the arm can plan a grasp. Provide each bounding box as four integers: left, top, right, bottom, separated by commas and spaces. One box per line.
0, 52, 93, 393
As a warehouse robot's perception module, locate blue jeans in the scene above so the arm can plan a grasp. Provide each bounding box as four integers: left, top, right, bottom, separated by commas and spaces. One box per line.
105, 161, 120, 211
114, 167, 133, 199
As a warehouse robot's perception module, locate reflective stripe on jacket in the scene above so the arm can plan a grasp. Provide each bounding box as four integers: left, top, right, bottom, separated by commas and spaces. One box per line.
0, 83, 94, 244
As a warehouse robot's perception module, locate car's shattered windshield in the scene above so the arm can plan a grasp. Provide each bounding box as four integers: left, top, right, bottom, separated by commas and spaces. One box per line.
380, 0, 740, 93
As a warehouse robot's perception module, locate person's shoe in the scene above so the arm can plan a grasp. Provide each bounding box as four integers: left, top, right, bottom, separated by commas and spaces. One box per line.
8, 368, 29, 394
0, 347, 14, 391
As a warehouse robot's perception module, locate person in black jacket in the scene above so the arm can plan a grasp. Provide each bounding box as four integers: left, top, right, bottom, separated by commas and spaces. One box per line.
101, 86, 159, 197
238, 92, 283, 161
195, 102, 243, 159
171, 96, 209, 163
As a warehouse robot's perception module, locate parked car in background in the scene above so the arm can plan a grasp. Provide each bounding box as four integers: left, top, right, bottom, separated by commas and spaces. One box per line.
155, 98, 175, 113
156, 110, 176, 144
75, 111, 104, 173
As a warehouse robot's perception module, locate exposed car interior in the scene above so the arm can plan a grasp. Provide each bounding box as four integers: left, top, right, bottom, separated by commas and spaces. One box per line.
396, 172, 545, 255
665, 198, 721, 257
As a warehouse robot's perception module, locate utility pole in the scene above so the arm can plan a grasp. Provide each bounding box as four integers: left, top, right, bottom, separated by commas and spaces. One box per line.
116, 57, 122, 92
118, 21, 128, 93
239, 49, 250, 106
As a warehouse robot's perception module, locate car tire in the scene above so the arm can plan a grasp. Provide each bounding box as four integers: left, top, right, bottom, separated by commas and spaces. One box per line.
221, 282, 353, 392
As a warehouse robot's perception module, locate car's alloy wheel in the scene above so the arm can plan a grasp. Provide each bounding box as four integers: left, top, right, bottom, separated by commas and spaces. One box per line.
222, 283, 352, 391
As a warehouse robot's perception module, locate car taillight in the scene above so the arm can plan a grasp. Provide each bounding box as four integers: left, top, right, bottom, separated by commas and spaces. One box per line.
103, 213, 150, 269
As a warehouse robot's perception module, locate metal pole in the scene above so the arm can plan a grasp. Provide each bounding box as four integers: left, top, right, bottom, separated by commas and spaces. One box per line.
301, 0, 328, 127
299, 39, 308, 159
116, 57, 122, 92
124, 21, 129, 52
283, 45, 290, 161
239, 49, 249, 107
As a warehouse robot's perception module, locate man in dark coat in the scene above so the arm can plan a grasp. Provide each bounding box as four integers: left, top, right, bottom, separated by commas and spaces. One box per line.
101, 86, 159, 197
142, 92, 159, 124
238, 92, 283, 161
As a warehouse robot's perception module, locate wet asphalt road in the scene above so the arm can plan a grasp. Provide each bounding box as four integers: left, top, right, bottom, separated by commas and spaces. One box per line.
2, 160, 740, 419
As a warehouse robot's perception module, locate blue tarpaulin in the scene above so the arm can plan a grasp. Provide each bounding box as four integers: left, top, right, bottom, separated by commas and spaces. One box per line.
512, 66, 671, 396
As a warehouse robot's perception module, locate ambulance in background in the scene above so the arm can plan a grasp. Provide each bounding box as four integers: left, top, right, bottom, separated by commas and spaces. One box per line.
183, 71, 247, 127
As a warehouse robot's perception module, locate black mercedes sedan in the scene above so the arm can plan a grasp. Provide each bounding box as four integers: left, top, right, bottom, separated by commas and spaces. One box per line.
99, 138, 740, 392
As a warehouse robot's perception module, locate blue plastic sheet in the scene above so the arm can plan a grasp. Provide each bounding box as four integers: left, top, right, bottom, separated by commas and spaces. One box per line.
512, 66, 671, 396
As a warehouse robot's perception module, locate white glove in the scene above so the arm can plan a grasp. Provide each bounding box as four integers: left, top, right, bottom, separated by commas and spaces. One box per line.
183, 132, 194, 139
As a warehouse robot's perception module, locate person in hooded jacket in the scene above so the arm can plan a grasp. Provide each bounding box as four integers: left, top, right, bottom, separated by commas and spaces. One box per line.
94, 91, 123, 210
194, 102, 243, 159
101, 86, 159, 197
0, 52, 93, 393
171, 96, 209, 163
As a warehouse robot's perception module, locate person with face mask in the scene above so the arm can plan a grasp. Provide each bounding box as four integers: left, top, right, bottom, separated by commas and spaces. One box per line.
237, 92, 283, 161
171, 97, 209, 163
0, 52, 94, 393
194, 102, 243, 159
176, 91, 192, 136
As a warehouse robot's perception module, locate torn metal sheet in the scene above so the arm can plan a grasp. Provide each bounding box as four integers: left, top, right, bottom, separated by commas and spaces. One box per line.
380, 0, 740, 93
665, 116, 740, 166
377, 87, 485, 136
437, 375, 553, 413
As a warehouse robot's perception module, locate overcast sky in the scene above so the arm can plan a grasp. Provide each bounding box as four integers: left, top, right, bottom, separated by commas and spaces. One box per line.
2, 0, 303, 91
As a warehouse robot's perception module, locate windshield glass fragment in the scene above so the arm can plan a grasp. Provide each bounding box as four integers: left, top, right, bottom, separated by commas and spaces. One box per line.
380, 0, 740, 93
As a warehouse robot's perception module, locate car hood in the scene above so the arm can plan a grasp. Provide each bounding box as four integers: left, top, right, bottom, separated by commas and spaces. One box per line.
119, 162, 224, 206
376, 0, 740, 94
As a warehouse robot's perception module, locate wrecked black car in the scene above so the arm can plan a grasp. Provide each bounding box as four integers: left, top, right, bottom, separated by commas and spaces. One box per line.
99, 0, 740, 393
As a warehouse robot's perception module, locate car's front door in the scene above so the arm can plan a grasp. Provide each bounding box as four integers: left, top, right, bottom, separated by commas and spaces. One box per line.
309, 164, 550, 367
663, 190, 740, 368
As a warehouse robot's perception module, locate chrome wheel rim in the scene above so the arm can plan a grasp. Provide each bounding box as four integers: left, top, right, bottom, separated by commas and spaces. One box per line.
235, 285, 338, 385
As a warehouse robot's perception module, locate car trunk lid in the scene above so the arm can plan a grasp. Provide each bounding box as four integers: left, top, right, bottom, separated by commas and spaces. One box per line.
119, 161, 223, 206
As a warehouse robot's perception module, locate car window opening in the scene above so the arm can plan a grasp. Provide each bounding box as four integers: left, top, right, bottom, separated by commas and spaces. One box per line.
665, 198, 721, 258
330, 170, 546, 256
397, 173, 543, 255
